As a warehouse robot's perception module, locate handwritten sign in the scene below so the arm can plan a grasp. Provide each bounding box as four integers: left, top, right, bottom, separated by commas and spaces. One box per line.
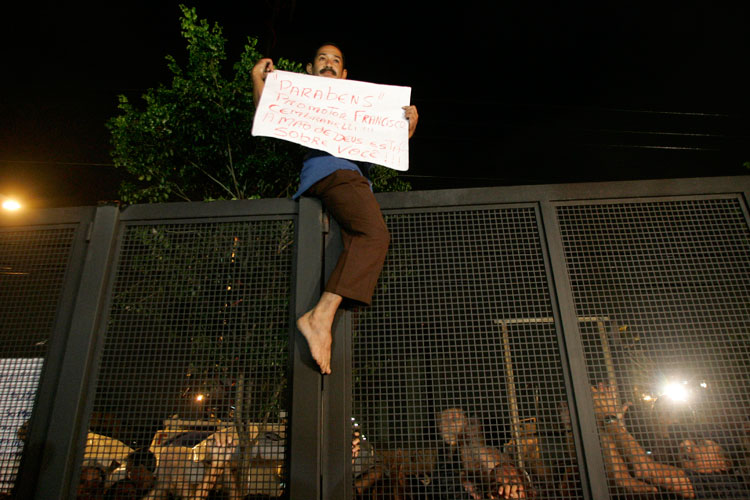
252, 71, 411, 171
0, 358, 43, 493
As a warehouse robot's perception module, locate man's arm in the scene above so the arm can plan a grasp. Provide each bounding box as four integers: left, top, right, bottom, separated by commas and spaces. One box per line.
591, 383, 695, 498
252, 58, 275, 106
598, 431, 658, 495
606, 421, 695, 498
188, 429, 238, 500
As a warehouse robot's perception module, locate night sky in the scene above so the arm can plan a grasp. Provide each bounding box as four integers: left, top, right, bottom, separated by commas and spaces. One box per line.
2, 1, 749, 208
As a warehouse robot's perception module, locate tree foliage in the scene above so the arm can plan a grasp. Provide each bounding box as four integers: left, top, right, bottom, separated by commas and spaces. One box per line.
108, 5, 409, 204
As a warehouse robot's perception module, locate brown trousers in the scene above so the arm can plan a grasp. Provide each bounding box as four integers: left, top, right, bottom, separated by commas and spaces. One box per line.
307, 169, 390, 306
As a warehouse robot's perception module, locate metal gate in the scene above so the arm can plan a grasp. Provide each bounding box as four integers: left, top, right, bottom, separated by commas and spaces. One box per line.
1, 177, 749, 499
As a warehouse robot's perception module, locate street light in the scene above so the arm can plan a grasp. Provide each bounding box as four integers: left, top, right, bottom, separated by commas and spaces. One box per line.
1, 195, 21, 211
661, 381, 689, 402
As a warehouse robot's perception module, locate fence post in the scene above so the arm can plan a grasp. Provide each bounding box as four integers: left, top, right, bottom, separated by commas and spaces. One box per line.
289, 197, 325, 500
32, 205, 120, 500
5, 208, 95, 499
539, 201, 608, 500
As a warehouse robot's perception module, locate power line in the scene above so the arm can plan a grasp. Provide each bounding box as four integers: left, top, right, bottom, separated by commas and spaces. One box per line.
586, 144, 721, 152
419, 137, 729, 152
414, 97, 734, 118
0, 160, 116, 167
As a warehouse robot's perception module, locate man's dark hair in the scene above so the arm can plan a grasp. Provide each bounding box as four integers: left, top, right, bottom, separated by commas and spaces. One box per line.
311, 42, 346, 68
126, 448, 157, 473
81, 464, 106, 483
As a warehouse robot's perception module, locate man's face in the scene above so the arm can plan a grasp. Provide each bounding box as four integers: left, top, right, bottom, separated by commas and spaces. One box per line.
306, 45, 347, 79
679, 439, 731, 473
77, 467, 104, 498
438, 408, 466, 446
126, 461, 154, 488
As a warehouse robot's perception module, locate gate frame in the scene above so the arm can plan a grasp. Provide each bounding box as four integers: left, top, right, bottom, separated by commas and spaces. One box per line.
2, 175, 748, 499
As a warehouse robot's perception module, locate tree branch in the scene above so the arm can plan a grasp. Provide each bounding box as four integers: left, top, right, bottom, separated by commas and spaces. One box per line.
226, 139, 243, 199
171, 182, 192, 202
190, 160, 237, 198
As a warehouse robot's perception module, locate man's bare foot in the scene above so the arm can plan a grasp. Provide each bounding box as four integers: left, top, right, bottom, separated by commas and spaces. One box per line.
297, 292, 341, 374
297, 311, 333, 374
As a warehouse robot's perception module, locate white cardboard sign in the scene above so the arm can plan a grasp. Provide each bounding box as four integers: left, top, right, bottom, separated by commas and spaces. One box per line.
0, 358, 43, 493
252, 71, 411, 171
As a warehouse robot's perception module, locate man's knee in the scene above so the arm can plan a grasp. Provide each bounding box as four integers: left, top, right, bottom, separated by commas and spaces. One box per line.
370, 222, 390, 252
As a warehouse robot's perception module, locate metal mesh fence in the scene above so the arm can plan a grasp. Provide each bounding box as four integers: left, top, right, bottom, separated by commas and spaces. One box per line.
557, 197, 750, 499
351, 207, 583, 499
0, 227, 77, 494
78, 219, 294, 500
3, 183, 749, 500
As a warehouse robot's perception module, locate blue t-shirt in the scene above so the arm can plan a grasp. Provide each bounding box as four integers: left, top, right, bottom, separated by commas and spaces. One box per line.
292, 150, 371, 200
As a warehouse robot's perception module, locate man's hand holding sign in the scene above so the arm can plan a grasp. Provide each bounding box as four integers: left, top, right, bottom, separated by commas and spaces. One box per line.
251, 44, 418, 375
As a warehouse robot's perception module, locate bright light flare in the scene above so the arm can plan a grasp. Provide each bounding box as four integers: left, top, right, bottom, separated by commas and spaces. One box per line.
2, 199, 21, 211
195, 394, 205, 402
661, 382, 689, 402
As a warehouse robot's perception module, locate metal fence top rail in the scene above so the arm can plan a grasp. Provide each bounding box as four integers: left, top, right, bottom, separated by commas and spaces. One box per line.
0, 176, 747, 223
0, 206, 95, 227
376, 175, 750, 209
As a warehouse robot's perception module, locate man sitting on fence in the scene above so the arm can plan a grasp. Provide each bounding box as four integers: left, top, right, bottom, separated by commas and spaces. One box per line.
252, 43, 419, 374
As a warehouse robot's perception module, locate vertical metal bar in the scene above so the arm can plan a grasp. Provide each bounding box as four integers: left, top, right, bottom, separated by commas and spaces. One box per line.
32, 206, 120, 500
500, 321, 524, 471
739, 191, 750, 229
321, 217, 351, 500
538, 201, 609, 500
597, 320, 618, 391
323, 308, 352, 500
289, 197, 324, 500
12, 210, 95, 499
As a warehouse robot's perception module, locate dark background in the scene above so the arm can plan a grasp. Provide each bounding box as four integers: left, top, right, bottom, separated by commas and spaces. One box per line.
1, 1, 749, 208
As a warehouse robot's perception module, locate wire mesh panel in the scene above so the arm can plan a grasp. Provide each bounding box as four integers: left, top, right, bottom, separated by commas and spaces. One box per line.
78, 219, 294, 500
557, 197, 750, 499
351, 206, 583, 499
0, 226, 77, 495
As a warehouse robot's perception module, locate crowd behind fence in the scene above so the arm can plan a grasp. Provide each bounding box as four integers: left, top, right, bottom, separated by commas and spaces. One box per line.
1, 178, 750, 499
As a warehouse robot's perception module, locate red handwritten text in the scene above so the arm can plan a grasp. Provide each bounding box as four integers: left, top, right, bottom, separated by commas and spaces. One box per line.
277, 80, 374, 107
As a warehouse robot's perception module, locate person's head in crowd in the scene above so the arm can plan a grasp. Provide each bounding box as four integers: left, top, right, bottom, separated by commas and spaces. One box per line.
438, 408, 467, 446
125, 448, 156, 490
77, 462, 106, 500
306, 43, 347, 80
679, 439, 732, 473
103, 480, 137, 500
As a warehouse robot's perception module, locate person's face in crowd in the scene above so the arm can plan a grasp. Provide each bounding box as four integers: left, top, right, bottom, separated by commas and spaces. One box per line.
679, 439, 731, 473
306, 45, 347, 79
126, 460, 155, 489
76, 466, 105, 499
352, 430, 361, 463
438, 408, 466, 446
107, 481, 137, 500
